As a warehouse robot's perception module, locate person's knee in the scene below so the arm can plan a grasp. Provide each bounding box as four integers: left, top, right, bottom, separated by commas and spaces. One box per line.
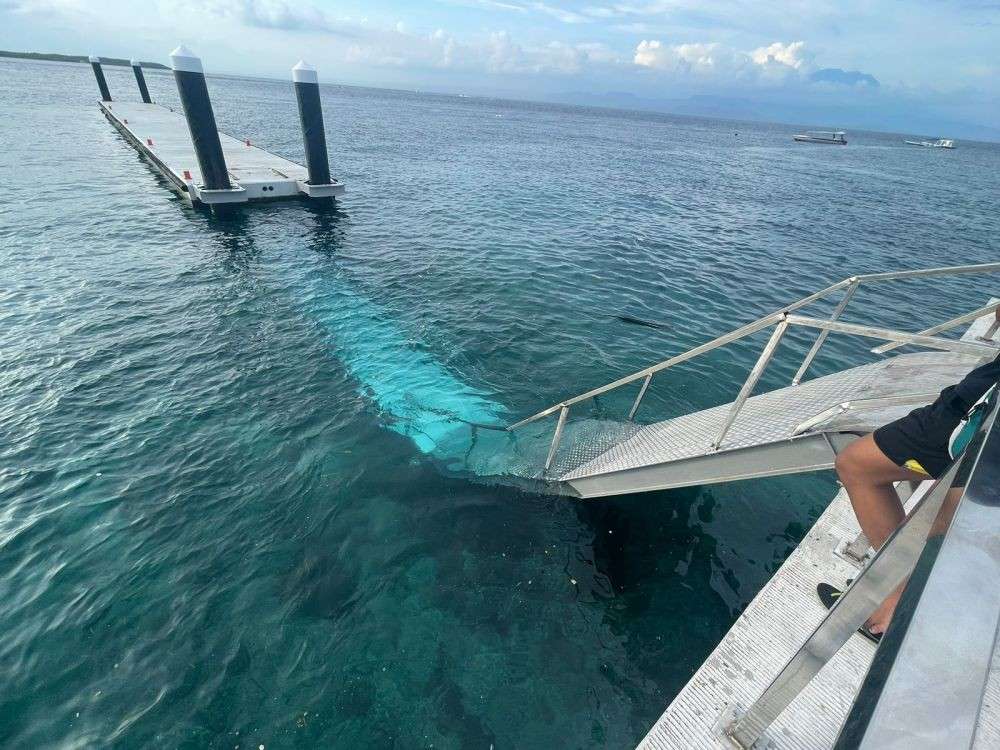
835, 445, 854, 478
835, 440, 867, 483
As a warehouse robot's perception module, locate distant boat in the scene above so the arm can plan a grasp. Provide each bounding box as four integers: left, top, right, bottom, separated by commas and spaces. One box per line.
905, 138, 955, 149
793, 130, 847, 145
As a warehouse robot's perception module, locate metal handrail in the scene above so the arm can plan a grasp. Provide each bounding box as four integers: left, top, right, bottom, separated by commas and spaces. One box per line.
793, 265, 1000, 382
510, 310, 789, 432
835, 395, 1000, 747
512, 262, 1000, 474
727, 396, 999, 748
853, 262, 1000, 282
870, 300, 1000, 355
508, 279, 854, 432
785, 315, 998, 357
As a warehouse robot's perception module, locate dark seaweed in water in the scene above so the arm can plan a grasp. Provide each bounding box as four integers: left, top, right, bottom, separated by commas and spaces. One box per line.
615, 314, 673, 330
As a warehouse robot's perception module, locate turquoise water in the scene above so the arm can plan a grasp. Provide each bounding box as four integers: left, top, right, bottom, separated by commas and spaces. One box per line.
1, 58, 999, 748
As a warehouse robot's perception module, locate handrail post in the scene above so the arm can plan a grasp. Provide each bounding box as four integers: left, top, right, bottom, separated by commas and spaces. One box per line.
627, 373, 653, 421
544, 406, 570, 473
982, 318, 1000, 343
792, 277, 859, 385
712, 319, 789, 450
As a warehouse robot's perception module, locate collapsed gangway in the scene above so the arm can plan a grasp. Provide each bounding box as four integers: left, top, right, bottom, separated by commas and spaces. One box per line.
497, 263, 1000, 497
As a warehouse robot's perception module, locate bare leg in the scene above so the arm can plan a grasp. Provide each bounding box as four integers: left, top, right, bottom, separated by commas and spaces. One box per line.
835, 435, 926, 633
856, 486, 966, 633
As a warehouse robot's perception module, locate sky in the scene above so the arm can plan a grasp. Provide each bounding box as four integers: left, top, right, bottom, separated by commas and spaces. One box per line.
2, 0, 999, 137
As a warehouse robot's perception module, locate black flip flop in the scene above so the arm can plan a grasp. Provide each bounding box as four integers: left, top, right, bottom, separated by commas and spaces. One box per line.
816, 582, 882, 644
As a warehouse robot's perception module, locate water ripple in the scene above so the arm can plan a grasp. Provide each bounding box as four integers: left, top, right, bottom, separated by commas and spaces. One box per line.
1, 57, 998, 749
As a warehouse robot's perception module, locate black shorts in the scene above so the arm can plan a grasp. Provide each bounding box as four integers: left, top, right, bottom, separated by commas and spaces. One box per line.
873, 395, 965, 479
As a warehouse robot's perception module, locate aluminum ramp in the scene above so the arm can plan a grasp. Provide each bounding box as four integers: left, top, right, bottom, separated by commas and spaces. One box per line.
559, 351, 983, 498
503, 271, 1000, 499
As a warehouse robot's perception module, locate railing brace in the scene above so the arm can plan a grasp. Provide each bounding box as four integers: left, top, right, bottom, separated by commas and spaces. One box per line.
713, 319, 789, 450
627, 373, 653, 421
544, 406, 569, 473
793, 277, 859, 385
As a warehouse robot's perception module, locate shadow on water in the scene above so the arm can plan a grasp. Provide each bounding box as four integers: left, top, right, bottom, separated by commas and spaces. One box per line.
575, 486, 735, 681
300, 199, 348, 256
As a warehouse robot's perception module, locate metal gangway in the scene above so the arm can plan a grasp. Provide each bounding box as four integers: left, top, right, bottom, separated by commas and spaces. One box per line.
503, 263, 1000, 498
643, 373, 1000, 749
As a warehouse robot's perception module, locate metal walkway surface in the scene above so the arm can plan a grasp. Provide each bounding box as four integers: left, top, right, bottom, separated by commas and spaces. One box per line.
636, 481, 1000, 749
100, 101, 345, 203
560, 350, 982, 498
638, 485, 880, 749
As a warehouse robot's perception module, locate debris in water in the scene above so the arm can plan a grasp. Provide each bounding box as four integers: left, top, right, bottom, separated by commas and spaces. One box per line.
614, 314, 671, 330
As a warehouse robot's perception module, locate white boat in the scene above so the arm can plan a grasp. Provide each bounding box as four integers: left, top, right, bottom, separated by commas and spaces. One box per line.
905, 138, 955, 149
793, 130, 847, 145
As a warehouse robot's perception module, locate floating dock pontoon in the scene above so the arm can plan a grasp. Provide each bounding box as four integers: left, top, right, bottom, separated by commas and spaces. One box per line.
91, 48, 344, 207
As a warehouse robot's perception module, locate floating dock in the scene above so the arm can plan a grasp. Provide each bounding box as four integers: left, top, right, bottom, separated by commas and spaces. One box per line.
99, 101, 343, 204
91, 48, 344, 207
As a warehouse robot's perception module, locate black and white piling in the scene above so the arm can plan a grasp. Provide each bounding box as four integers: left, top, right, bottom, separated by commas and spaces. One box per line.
89, 55, 112, 102
170, 45, 231, 190
292, 61, 332, 186
131, 59, 152, 103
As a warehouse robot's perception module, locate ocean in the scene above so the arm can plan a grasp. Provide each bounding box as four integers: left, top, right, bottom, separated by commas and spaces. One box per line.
1, 57, 998, 748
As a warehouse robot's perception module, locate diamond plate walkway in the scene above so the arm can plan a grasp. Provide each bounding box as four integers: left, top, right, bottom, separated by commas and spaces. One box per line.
559, 350, 983, 498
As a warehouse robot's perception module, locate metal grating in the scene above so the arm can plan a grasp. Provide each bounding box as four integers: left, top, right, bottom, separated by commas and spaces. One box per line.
637, 487, 879, 749
562, 351, 983, 482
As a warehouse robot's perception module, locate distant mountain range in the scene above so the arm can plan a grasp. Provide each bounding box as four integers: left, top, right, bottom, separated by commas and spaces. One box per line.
551, 90, 1000, 143
0, 50, 167, 69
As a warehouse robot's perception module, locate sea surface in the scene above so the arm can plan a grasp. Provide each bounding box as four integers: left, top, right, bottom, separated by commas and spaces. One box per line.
1, 57, 998, 749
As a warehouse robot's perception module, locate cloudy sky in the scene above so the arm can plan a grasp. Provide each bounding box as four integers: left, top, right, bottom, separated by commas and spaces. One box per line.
3, 0, 999, 136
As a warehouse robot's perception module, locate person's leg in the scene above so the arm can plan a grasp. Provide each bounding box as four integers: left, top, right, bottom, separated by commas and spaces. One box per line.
853, 485, 966, 633
836, 434, 925, 547
835, 434, 927, 633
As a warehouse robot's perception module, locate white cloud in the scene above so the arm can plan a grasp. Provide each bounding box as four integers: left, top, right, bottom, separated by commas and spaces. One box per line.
634, 38, 813, 84
340, 24, 610, 76
750, 41, 810, 69
634, 40, 740, 75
